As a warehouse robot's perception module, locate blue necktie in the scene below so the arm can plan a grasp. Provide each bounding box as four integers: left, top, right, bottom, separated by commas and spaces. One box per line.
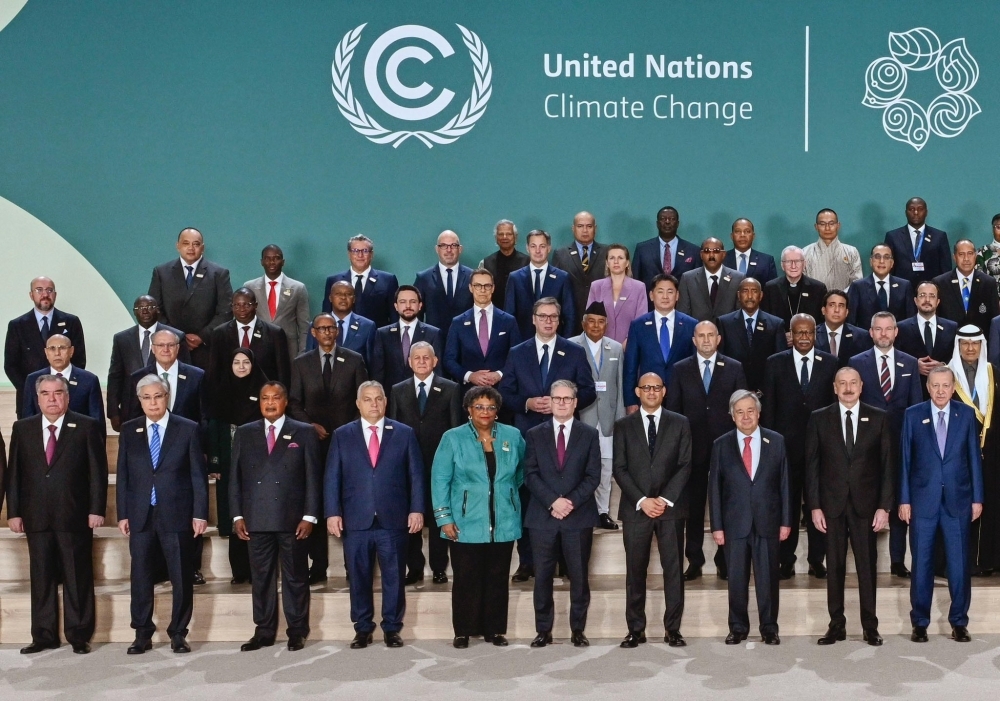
149, 423, 161, 506
446, 267, 454, 300
418, 381, 427, 414
659, 317, 671, 362
40, 315, 50, 341
540, 343, 550, 387
962, 278, 971, 312
936, 410, 947, 456
739, 253, 747, 274
702, 359, 712, 392
185, 265, 194, 289
534, 268, 543, 301
745, 316, 754, 345
337, 318, 345, 343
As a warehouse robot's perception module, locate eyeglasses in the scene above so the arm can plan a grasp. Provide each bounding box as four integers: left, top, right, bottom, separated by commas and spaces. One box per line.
349, 248, 372, 255
781, 259, 805, 266
534, 314, 559, 322
133, 305, 157, 312
549, 396, 576, 404
472, 404, 497, 412
437, 243, 461, 250
816, 221, 839, 228
313, 325, 337, 333
915, 292, 938, 299
139, 393, 168, 402
471, 283, 494, 291
637, 384, 664, 392
870, 254, 893, 261
32, 287, 55, 295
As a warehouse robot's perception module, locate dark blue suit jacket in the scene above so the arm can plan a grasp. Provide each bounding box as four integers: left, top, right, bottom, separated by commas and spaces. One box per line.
815, 323, 874, 367
723, 249, 778, 285
503, 265, 576, 339
443, 306, 522, 382
499, 337, 597, 435
988, 316, 1000, 367
306, 313, 376, 367
324, 418, 424, 530
23, 366, 104, 425
413, 264, 474, 341
632, 236, 700, 297
124, 362, 205, 425
847, 275, 916, 329
323, 268, 399, 328
5, 308, 87, 418
848, 348, 923, 436
709, 428, 791, 539
370, 321, 441, 392
622, 311, 697, 407
884, 225, 951, 285
523, 420, 601, 530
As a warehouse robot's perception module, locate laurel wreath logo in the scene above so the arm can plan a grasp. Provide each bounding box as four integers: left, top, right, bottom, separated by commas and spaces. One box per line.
332, 23, 492, 148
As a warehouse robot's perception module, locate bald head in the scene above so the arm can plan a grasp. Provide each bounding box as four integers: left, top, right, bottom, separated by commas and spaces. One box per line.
573, 211, 596, 245
436, 230, 462, 265
29, 276, 56, 313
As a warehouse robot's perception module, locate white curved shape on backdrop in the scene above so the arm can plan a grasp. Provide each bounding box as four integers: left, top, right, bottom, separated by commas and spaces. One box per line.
0, 0, 29, 33
0, 195, 132, 387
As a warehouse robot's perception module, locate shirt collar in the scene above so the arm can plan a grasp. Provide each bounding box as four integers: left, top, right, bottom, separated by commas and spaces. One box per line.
735, 247, 753, 257
794, 347, 816, 363
156, 361, 178, 375
44, 414, 66, 431
641, 406, 663, 422
554, 416, 574, 432
839, 402, 860, 417
876, 346, 895, 363
585, 335, 604, 351
737, 426, 760, 444
438, 262, 457, 280
265, 415, 286, 434
909, 225, 925, 237
48, 364, 73, 377
697, 353, 718, 367
350, 267, 371, 279
741, 309, 757, 322
535, 335, 557, 352
529, 262, 549, 273
265, 272, 285, 286
414, 373, 434, 390
361, 417, 385, 432
873, 272, 890, 284
654, 309, 673, 325
34, 309, 52, 323
704, 267, 723, 285
146, 412, 170, 431
180, 257, 202, 271
475, 303, 494, 314
236, 316, 258, 335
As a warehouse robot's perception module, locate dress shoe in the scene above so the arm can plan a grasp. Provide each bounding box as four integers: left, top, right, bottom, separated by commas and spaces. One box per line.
127, 638, 152, 655
485, 633, 508, 646
404, 571, 424, 585
665, 630, 686, 647
308, 571, 328, 585
891, 562, 910, 578
171, 636, 191, 653
20, 641, 59, 654
287, 635, 305, 651
240, 636, 275, 651
762, 632, 781, 645
432, 571, 449, 584
863, 628, 883, 646
683, 565, 702, 581
511, 566, 533, 583
453, 636, 469, 649
725, 631, 748, 645
716, 569, 729, 581
230, 576, 249, 585
778, 564, 795, 580
350, 632, 374, 649
620, 631, 646, 648
951, 625, 971, 642
530, 632, 552, 648
817, 627, 846, 645
598, 513, 620, 530
192, 570, 206, 585
808, 563, 827, 579
911, 626, 929, 643
72, 642, 91, 655
571, 630, 589, 647
384, 631, 404, 648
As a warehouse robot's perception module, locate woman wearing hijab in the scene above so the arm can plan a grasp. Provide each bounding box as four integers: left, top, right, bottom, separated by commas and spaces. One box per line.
208, 348, 269, 583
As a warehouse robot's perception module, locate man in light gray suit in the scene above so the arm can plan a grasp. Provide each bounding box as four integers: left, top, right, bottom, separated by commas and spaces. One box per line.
244, 244, 311, 360
677, 238, 744, 321
570, 301, 625, 530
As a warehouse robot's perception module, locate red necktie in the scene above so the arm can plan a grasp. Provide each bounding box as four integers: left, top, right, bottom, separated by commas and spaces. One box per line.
662, 243, 672, 275
266, 424, 276, 454
556, 424, 566, 470
368, 426, 380, 467
45, 425, 57, 465
241, 326, 251, 348
267, 281, 277, 319
742, 436, 753, 478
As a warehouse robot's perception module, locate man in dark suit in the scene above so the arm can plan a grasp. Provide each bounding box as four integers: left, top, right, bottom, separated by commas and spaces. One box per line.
613, 372, 692, 648
209, 287, 291, 386
231, 382, 322, 652
623, 274, 696, 409
413, 230, 474, 342
709, 390, 791, 645
5, 276, 87, 418
632, 206, 700, 299
677, 238, 744, 321
323, 234, 399, 328
117, 375, 208, 654
551, 212, 608, 336
388, 342, 462, 585
6, 375, 107, 654
724, 217, 778, 285
899, 367, 983, 643
762, 245, 827, 337
761, 314, 838, 578
849, 311, 924, 578
371, 286, 442, 394
312, 280, 377, 368
107, 295, 188, 432
288, 313, 368, 582
481, 219, 529, 308
884, 197, 952, 286
123, 330, 205, 425
326, 381, 425, 649
148, 227, 233, 369
23, 334, 104, 425
524, 380, 602, 648
805, 367, 894, 646
667, 321, 747, 580
717, 278, 786, 391
847, 244, 916, 330
505, 229, 577, 339
932, 239, 1000, 337
896, 281, 959, 391
815, 290, 873, 366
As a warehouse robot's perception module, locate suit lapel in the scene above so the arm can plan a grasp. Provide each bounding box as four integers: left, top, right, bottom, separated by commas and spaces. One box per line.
267, 422, 292, 465
50, 419, 75, 468
666, 317, 687, 365
373, 421, 395, 468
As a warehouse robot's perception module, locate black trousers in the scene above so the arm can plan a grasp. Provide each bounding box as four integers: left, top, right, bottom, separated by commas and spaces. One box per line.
684, 460, 726, 571
450, 540, 514, 636
129, 506, 195, 639
532, 527, 593, 633
26, 530, 95, 646
516, 485, 533, 569
780, 462, 826, 569
406, 527, 450, 576
725, 527, 780, 635
623, 517, 684, 633
248, 531, 311, 640
825, 508, 878, 630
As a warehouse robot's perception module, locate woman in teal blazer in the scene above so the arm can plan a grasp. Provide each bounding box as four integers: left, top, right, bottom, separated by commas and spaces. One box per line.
432, 386, 525, 649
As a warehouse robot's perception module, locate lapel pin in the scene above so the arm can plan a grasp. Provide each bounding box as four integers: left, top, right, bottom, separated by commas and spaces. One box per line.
897, 362, 904, 367
980, 303, 988, 314
391, 327, 399, 333
750, 261, 757, 266
283, 289, 291, 296
433, 386, 441, 392
860, 417, 869, 422
253, 332, 261, 338
802, 292, 810, 297
502, 441, 510, 451
922, 418, 931, 424
351, 324, 359, 331
66, 423, 76, 428
757, 324, 765, 331
892, 283, 899, 288
250, 396, 257, 401
57, 322, 66, 327
723, 275, 731, 282
620, 296, 628, 301
549, 274, 557, 279
178, 374, 187, 379
846, 333, 853, 338
282, 434, 291, 440
386, 425, 394, 430
925, 236, 932, 242
69, 380, 78, 386
762, 437, 770, 443
464, 321, 472, 326
499, 331, 506, 335
136, 427, 144, 432
937, 325, 944, 330
570, 250, 578, 255
557, 350, 565, 356
370, 277, 378, 282
605, 343, 611, 350
645, 321, 653, 326
717, 361, 725, 366
952, 279, 959, 284
816, 356, 823, 361
336, 356, 345, 362
196, 273, 204, 278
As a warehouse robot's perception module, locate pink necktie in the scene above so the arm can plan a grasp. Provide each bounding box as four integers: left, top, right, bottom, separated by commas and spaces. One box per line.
478, 309, 489, 356
368, 426, 380, 467
45, 425, 57, 465
742, 436, 753, 478
662, 243, 672, 275
556, 424, 566, 470
267, 425, 276, 454
267, 281, 277, 319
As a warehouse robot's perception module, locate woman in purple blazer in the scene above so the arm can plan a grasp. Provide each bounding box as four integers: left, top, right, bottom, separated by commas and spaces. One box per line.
585, 244, 647, 346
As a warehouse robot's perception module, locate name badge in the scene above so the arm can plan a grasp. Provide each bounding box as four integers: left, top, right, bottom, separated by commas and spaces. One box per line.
178, 374, 187, 379
922, 418, 931, 424
619, 296, 627, 301
66, 423, 76, 428
336, 356, 345, 362
69, 380, 78, 386
557, 350, 565, 356
282, 435, 292, 440
892, 283, 899, 288
282, 289, 291, 296
860, 417, 869, 422
750, 261, 757, 266
57, 322, 66, 327
464, 321, 472, 326
548, 274, 557, 279
716, 361, 725, 366
801, 292, 810, 297
196, 273, 205, 278
912, 262, 925, 272
595, 381, 607, 392
762, 437, 770, 444
433, 386, 442, 392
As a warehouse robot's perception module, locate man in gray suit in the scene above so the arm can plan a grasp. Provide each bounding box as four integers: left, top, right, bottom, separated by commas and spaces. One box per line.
677, 238, 744, 321
552, 211, 609, 336
244, 244, 311, 360
569, 301, 625, 530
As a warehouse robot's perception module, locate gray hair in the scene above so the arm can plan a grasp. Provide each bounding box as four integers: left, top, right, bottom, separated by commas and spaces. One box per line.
494, 219, 518, 237
780, 245, 804, 262
408, 340, 435, 359
533, 296, 561, 315
928, 366, 955, 382
728, 389, 761, 415
347, 234, 374, 251
870, 311, 897, 328
35, 374, 68, 393
357, 380, 385, 400
151, 329, 180, 346
136, 374, 170, 397
549, 379, 578, 398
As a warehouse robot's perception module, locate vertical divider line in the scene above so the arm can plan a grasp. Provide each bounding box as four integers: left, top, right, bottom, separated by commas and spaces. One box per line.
805, 25, 810, 152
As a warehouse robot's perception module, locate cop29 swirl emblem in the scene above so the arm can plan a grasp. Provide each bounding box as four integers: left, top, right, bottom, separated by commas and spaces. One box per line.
863, 28, 980, 152
332, 24, 492, 148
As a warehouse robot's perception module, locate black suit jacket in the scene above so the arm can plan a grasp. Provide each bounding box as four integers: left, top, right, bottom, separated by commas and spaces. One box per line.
815, 323, 874, 367
371, 321, 442, 393
761, 275, 827, 330
524, 420, 601, 530
116, 414, 208, 532
482, 249, 530, 308
208, 318, 290, 387
612, 409, 692, 521
107, 323, 189, 421
6, 412, 108, 532
896, 315, 957, 363
932, 269, 1000, 337
229, 418, 322, 532
884, 224, 951, 285
666, 353, 747, 466
551, 242, 609, 335
5, 308, 87, 418
716, 309, 786, 391
709, 428, 791, 538
123, 362, 205, 425
413, 264, 475, 341
760, 349, 838, 467
804, 402, 894, 519
148, 258, 233, 365
847, 275, 916, 329
387, 374, 463, 482
287, 347, 367, 433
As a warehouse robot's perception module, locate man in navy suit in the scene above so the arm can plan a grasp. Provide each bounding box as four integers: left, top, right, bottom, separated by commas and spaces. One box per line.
847, 244, 916, 330
5, 275, 88, 418
22, 334, 104, 425
623, 274, 696, 411
849, 311, 923, 578
326, 381, 424, 649
896, 281, 959, 395
632, 206, 700, 300
117, 375, 208, 655
308, 281, 377, 368
413, 230, 474, 342
899, 366, 983, 643
123, 330, 205, 425
717, 278, 786, 391
323, 234, 399, 328
815, 290, 873, 367
505, 229, 576, 339
371, 285, 441, 395
884, 197, 952, 286
524, 380, 602, 648
724, 218, 778, 285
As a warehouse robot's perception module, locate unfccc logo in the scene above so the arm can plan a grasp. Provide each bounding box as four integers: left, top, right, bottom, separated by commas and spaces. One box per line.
332, 24, 492, 148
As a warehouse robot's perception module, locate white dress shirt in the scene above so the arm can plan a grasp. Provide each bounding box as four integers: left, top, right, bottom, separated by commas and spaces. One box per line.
909, 225, 925, 253
917, 314, 938, 347
351, 267, 371, 293
236, 316, 259, 344
736, 427, 761, 479
553, 417, 574, 444
875, 346, 896, 388
653, 310, 675, 345
264, 273, 286, 311
155, 361, 180, 411
529, 263, 549, 294
48, 363, 73, 378
838, 402, 860, 443
179, 257, 202, 275
793, 348, 816, 382
535, 335, 557, 363
704, 267, 723, 289
138, 322, 161, 348
42, 413, 65, 443
438, 263, 458, 289
637, 407, 673, 508
413, 372, 434, 393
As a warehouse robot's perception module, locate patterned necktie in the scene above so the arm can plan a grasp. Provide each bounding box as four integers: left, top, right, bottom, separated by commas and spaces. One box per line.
161, 372, 171, 409
446, 268, 454, 300
40, 315, 50, 341
540, 344, 550, 387
924, 320, 934, 357
739, 253, 747, 274
829, 330, 838, 357
141, 329, 151, 363
581, 246, 590, 273
557, 424, 567, 469
800, 356, 809, 390
962, 278, 971, 311
185, 265, 194, 289
266, 424, 276, 454
268, 281, 278, 319
877, 281, 889, 311
845, 410, 855, 456
418, 381, 427, 413
936, 410, 947, 455
662, 243, 672, 275
322, 353, 332, 390
880, 355, 892, 400
647, 414, 657, 458
702, 359, 712, 392
45, 424, 57, 466
478, 309, 489, 356
534, 268, 543, 301
742, 435, 752, 478
709, 275, 719, 305
354, 274, 363, 300
241, 326, 251, 348
149, 423, 160, 505
401, 325, 411, 362
659, 317, 671, 362
368, 425, 380, 467
746, 316, 754, 345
